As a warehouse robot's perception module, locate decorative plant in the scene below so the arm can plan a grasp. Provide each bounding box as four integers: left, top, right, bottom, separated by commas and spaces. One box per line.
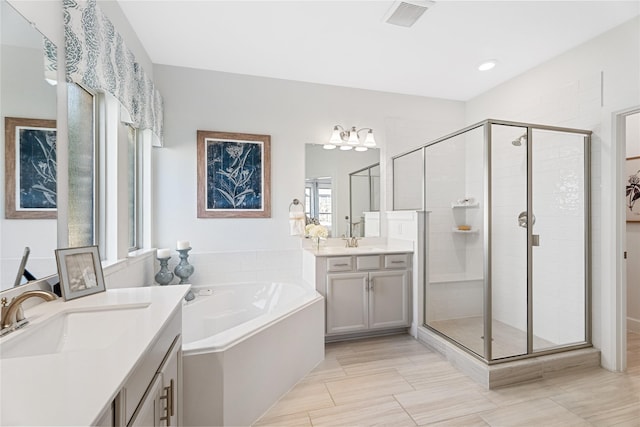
306, 224, 328, 250
627, 169, 640, 214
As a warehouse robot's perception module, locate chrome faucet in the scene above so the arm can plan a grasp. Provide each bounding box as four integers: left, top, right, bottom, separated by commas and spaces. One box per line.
1, 290, 57, 334
343, 236, 360, 248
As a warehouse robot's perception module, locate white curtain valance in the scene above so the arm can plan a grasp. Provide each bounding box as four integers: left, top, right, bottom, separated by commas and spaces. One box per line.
63, 0, 163, 143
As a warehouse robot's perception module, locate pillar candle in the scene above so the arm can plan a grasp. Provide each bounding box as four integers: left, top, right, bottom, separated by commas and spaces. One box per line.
177, 240, 190, 250
157, 248, 171, 258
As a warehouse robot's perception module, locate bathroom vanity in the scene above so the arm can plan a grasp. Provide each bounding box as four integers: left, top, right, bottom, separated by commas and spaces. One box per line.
303, 245, 412, 340
0, 285, 189, 426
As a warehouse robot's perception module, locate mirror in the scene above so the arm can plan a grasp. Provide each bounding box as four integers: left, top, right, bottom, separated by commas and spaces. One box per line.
1, 0, 57, 290
305, 144, 380, 238
349, 163, 380, 237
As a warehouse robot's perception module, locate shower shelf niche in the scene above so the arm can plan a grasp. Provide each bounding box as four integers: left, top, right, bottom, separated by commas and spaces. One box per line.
452, 227, 479, 234
451, 202, 479, 208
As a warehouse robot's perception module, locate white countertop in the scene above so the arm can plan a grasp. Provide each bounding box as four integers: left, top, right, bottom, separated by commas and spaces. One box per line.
304, 245, 413, 257
0, 285, 190, 426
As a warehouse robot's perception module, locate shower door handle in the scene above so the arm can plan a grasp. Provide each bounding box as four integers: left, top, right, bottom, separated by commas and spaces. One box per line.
532, 234, 540, 247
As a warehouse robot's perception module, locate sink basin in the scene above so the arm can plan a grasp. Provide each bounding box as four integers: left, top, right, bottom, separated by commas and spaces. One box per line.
0, 304, 149, 359
317, 246, 385, 254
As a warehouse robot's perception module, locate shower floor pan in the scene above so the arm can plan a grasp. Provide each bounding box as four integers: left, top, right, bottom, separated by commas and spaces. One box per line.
418, 322, 599, 389
428, 317, 555, 360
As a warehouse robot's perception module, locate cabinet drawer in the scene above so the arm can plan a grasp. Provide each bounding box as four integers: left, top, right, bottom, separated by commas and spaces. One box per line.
356, 255, 381, 271
384, 254, 409, 269
327, 257, 353, 272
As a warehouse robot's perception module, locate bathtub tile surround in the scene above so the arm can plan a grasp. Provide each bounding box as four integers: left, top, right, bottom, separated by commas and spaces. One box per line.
185, 249, 304, 286
182, 282, 324, 426
254, 333, 640, 426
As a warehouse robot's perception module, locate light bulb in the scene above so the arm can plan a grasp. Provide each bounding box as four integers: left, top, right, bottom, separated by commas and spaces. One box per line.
323, 144, 337, 150
364, 130, 376, 147
329, 126, 342, 144
348, 127, 359, 145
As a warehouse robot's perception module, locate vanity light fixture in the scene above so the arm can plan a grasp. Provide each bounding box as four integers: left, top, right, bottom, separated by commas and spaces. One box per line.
325, 125, 377, 151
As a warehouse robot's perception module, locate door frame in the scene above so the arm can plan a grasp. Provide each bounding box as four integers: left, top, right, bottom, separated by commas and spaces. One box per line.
614, 106, 640, 371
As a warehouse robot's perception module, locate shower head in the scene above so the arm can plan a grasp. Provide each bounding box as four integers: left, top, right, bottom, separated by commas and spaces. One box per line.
512, 134, 527, 146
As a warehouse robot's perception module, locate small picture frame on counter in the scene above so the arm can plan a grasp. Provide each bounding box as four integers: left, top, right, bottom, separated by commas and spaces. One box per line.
55, 245, 106, 301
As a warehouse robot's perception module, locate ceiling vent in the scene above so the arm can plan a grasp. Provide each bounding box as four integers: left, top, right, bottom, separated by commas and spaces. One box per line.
384, 1, 434, 28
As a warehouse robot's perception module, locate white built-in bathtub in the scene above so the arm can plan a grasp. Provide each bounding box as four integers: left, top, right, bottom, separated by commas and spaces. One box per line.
181, 282, 325, 427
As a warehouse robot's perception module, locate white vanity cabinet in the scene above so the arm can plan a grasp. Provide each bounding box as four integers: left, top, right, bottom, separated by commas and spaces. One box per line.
128, 335, 181, 427
119, 308, 183, 427
324, 253, 411, 337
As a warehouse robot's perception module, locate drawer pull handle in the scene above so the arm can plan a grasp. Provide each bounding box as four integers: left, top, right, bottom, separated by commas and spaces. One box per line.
159, 378, 175, 423
334, 263, 349, 267
390, 261, 404, 264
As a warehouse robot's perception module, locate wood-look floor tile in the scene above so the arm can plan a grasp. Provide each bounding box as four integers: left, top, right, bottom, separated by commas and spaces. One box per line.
480, 398, 590, 426
305, 356, 348, 383
482, 379, 563, 406
549, 378, 640, 421
255, 332, 640, 426
252, 411, 312, 426
325, 370, 415, 405
309, 396, 417, 426
583, 402, 640, 427
261, 381, 334, 419
397, 359, 470, 390
423, 414, 490, 426
394, 387, 497, 425
342, 356, 417, 376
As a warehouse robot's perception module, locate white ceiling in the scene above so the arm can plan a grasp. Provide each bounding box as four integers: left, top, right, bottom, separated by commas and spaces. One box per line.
117, 0, 640, 101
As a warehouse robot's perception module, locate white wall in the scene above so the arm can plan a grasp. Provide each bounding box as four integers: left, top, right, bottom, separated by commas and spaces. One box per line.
627, 112, 640, 332
466, 17, 640, 369
151, 64, 464, 283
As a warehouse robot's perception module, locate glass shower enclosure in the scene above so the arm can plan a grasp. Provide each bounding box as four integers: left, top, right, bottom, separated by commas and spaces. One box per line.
392, 119, 592, 363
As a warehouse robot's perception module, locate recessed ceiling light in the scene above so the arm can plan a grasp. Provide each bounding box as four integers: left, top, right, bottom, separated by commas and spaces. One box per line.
478, 60, 497, 71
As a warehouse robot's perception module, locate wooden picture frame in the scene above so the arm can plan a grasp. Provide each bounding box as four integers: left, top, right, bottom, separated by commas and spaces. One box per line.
197, 130, 271, 218
626, 155, 640, 222
4, 117, 57, 219
55, 245, 106, 301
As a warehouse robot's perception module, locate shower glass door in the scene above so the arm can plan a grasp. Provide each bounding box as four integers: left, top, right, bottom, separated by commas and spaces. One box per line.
531, 129, 587, 351
490, 124, 528, 360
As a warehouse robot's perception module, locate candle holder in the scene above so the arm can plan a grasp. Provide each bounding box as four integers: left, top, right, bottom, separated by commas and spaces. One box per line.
174, 247, 195, 284
154, 257, 174, 286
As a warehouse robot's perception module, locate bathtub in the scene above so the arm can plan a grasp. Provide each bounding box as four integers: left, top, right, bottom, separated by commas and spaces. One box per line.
182, 282, 325, 427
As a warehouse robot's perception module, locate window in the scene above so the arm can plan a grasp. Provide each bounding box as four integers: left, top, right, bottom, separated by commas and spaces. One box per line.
127, 125, 141, 251
67, 83, 96, 247
305, 178, 332, 233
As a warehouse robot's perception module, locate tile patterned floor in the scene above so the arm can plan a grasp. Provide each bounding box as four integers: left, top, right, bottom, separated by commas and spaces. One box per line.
254, 332, 640, 426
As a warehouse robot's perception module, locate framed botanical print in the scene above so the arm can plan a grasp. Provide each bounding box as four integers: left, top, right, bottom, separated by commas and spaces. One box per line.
197, 130, 271, 218
4, 117, 57, 219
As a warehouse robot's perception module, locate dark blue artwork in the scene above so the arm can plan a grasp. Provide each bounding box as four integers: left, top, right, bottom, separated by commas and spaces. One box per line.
18, 127, 57, 209
206, 140, 263, 210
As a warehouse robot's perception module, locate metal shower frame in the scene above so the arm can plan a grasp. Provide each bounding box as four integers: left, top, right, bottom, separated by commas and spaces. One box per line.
391, 118, 593, 364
